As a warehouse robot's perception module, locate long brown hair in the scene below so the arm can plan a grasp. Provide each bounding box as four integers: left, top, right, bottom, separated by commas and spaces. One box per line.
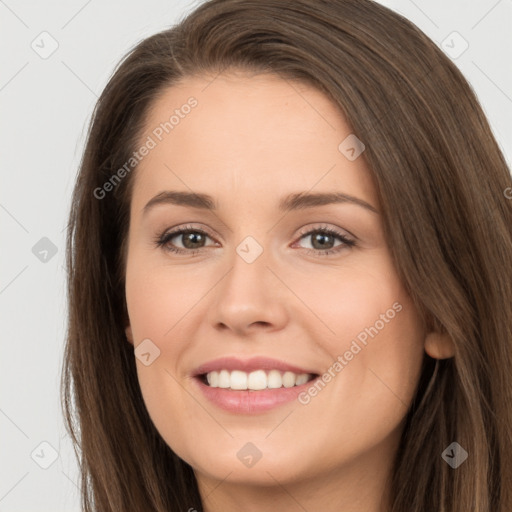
61, 0, 512, 510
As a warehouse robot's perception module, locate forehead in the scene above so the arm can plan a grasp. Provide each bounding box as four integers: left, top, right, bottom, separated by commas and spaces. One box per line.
130, 71, 378, 213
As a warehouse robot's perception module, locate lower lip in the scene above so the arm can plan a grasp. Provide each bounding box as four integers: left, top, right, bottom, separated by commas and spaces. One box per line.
193, 375, 319, 414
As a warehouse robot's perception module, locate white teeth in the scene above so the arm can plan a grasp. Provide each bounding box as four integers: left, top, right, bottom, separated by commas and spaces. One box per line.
217, 370, 230, 388
247, 370, 267, 390
267, 369, 282, 389
207, 370, 219, 387
282, 371, 296, 388
295, 373, 309, 386
204, 369, 313, 390
230, 370, 248, 390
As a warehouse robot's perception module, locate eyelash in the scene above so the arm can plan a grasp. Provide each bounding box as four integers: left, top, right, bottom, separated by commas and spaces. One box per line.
154, 223, 356, 257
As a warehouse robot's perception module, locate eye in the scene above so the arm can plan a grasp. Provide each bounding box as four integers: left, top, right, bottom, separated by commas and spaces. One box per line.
154, 223, 356, 256
154, 224, 217, 256
293, 224, 356, 256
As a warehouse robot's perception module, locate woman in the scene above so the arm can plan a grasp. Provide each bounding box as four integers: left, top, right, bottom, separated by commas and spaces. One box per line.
61, 0, 512, 510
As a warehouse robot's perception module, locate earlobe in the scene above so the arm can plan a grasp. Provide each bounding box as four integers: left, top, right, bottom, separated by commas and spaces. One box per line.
424, 331, 455, 359
125, 325, 134, 345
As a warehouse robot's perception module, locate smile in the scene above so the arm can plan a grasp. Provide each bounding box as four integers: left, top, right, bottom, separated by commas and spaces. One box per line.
201, 369, 316, 390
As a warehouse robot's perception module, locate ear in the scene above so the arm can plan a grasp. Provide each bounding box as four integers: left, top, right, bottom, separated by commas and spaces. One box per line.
125, 325, 134, 346
424, 331, 455, 359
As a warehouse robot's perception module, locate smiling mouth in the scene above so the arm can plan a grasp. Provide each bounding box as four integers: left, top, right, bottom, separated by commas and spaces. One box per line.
197, 369, 319, 391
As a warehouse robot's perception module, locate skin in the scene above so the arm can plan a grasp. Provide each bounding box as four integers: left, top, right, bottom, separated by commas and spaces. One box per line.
124, 71, 454, 512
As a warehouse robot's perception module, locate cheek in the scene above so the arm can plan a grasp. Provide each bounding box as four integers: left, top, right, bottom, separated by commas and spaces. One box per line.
124, 251, 204, 342
124, 257, 198, 459
291, 254, 426, 415
288, 253, 409, 345
125, 273, 174, 340
321, 290, 425, 436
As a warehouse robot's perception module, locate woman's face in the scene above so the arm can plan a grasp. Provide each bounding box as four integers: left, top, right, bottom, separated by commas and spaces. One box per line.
124, 71, 428, 497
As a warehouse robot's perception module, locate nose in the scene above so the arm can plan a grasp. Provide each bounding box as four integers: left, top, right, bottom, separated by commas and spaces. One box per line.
207, 244, 289, 337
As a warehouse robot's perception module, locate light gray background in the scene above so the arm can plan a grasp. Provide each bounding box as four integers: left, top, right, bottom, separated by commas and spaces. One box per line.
1, 1, 511, 510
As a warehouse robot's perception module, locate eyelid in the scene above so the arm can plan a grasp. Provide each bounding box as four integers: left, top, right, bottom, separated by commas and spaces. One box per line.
159, 223, 219, 241
159, 222, 354, 242
295, 223, 356, 242
155, 222, 356, 256
157, 223, 219, 247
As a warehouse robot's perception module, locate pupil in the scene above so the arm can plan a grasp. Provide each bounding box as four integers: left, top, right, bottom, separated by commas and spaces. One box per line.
184, 232, 204, 249
312, 232, 333, 250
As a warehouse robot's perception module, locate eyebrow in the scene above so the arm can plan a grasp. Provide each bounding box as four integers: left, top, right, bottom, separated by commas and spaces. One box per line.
142, 190, 379, 215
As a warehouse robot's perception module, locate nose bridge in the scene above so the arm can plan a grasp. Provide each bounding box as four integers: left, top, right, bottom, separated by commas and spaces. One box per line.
208, 232, 288, 333
223, 233, 273, 305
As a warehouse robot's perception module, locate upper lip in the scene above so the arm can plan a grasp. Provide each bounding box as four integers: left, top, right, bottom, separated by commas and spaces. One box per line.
191, 356, 319, 377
